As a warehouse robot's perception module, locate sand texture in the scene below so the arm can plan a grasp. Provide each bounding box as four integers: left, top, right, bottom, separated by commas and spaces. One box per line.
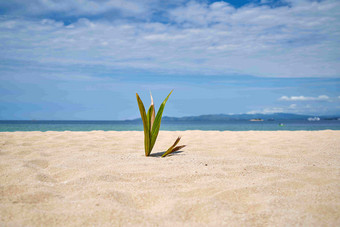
0, 130, 340, 226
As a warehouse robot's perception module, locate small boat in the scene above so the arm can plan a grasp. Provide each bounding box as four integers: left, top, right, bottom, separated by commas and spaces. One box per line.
308, 117, 320, 121
250, 119, 264, 122
279, 123, 284, 127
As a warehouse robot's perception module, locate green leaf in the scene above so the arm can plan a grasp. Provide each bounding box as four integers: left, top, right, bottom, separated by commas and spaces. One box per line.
162, 137, 186, 157
162, 145, 186, 157
150, 90, 173, 151
149, 92, 155, 129
145, 104, 154, 156
172, 145, 186, 153
146, 105, 152, 129
136, 93, 150, 156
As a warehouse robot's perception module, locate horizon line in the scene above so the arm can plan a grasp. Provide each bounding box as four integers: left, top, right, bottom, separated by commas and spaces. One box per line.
1, 113, 339, 121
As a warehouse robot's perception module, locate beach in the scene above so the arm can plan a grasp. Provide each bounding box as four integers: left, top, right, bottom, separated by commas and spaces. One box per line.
0, 130, 339, 226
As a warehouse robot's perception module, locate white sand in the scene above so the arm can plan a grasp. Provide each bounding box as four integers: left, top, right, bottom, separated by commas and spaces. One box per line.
0, 130, 339, 226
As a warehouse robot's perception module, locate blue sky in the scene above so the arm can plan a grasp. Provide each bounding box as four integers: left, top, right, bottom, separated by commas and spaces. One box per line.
0, 0, 339, 120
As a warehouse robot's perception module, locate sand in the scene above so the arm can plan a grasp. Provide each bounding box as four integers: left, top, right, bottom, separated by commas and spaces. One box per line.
0, 130, 339, 226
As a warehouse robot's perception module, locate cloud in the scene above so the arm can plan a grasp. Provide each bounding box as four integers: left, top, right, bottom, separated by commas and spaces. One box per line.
0, 0, 339, 78
279, 95, 330, 101
247, 107, 284, 114
289, 103, 297, 108
247, 102, 337, 115
0, 0, 152, 18
247, 102, 298, 114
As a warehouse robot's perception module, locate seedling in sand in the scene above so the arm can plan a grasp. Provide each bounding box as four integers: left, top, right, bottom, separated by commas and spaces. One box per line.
162, 136, 186, 157
136, 90, 185, 157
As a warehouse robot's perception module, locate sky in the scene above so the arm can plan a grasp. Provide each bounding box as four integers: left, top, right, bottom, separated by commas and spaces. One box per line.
0, 0, 339, 120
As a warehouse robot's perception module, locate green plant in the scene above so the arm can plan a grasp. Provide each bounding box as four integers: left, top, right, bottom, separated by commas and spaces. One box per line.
162, 136, 186, 157
136, 90, 185, 157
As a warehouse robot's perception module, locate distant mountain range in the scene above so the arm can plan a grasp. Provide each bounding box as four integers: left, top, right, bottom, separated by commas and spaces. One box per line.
129, 113, 340, 122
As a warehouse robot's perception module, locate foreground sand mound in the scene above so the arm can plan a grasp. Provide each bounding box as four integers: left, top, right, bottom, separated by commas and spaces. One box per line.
0, 131, 339, 226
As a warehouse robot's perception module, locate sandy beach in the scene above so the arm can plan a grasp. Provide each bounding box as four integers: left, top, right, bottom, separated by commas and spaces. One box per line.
0, 130, 339, 226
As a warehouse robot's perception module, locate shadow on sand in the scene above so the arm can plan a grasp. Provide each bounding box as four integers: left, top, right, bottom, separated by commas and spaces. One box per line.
149, 150, 185, 157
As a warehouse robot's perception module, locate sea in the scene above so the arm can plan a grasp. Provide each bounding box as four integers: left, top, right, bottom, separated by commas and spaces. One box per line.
1, 120, 340, 132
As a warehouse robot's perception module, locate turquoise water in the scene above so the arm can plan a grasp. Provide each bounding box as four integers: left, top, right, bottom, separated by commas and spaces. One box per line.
1, 120, 340, 131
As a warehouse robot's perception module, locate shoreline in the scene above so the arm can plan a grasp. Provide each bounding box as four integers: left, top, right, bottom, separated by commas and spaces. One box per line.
1, 129, 340, 132
1, 131, 339, 226
1, 120, 340, 132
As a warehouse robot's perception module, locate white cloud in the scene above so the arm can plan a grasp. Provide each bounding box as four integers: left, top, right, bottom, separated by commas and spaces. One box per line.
169, 1, 235, 26
279, 95, 330, 101
247, 102, 334, 115
289, 104, 297, 109
247, 107, 284, 114
247, 103, 300, 114
0, 0, 339, 78
0, 0, 151, 17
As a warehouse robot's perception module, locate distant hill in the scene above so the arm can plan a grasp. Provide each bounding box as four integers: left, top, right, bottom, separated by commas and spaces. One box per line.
129, 113, 339, 122
162, 113, 312, 122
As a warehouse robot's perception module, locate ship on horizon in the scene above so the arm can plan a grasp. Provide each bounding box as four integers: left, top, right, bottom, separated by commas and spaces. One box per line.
308, 117, 320, 121
250, 118, 264, 122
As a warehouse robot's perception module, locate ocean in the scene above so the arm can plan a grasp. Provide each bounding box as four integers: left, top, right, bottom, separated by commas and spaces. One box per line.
1, 120, 340, 131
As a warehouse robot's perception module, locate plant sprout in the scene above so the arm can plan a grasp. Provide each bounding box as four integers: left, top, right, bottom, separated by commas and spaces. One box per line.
162, 136, 186, 157
136, 90, 185, 157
